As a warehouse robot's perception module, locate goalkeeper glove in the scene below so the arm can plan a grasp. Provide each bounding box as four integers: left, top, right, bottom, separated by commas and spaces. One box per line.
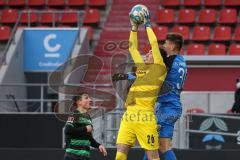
129, 16, 138, 32
112, 73, 128, 82
142, 9, 151, 28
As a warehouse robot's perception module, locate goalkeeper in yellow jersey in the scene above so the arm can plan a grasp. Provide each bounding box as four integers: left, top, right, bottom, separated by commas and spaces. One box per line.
115, 9, 167, 160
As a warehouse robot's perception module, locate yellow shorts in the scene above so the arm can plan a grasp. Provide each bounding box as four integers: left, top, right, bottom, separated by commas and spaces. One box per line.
116, 107, 159, 150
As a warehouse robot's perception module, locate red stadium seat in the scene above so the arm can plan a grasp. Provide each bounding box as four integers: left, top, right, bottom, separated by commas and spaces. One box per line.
219, 9, 237, 24
161, 0, 180, 7
203, 0, 222, 7
0, 0, 6, 7
183, 0, 201, 7
66, 0, 85, 7
82, 26, 93, 41
233, 26, 240, 41
28, 0, 45, 7
89, 0, 106, 8
192, 26, 210, 41
213, 26, 231, 41
61, 9, 78, 24
186, 108, 205, 113
0, 9, 18, 24
172, 25, 189, 40
198, 9, 216, 24
0, 26, 11, 41
39, 9, 59, 25
178, 9, 196, 24
8, 0, 25, 7
229, 44, 240, 55
187, 44, 205, 55
47, 0, 65, 7
224, 0, 240, 7
152, 26, 168, 41
156, 9, 175, 24
84, 9, 100, 25
20, 10, 38, 24
208, 43, 226, 55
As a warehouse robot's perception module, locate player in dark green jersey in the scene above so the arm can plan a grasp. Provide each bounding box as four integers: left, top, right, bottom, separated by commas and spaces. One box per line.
64, 93, 107, 160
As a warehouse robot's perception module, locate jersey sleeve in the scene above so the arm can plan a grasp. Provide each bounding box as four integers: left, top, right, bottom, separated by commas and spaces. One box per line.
129, 31, 144, 64
146, 27, 164, 64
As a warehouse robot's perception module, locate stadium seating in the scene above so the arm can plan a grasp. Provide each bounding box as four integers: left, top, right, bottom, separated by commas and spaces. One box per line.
198, 9, 216, 24
28, 0, 45, 7
47, 0, 65, 8
39, 9, 59, 25
224, 0, 240, 7
66, 0, 85, 7
192, 26, 210, 42
0, 0, 6, 6
8, 0, 25, 7
152, 26, 168, 41
208, 43, 226, 55
233, 26, 240, 41
183, 0, 201, 7
156, 9, 175, 24
203, 0, 222, 8
60, 9, 78, 25
20, 10, 38, 24
161, 0, 180, 8
89, 0, 107, 8
228, 44, 240, 55
0, 26, 11, 41
218, 9, 237, 24
0, 9, 19, 24
178, 9, 196, 24
187, 44, 205, 55
172, 25, 189, 40
213, 26, 231, 41
84, 9, 100, 25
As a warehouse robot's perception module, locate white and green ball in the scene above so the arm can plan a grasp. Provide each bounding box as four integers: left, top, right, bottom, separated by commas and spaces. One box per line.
129, 4, 148, 25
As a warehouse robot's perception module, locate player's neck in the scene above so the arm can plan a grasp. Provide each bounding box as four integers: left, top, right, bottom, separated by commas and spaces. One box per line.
168, 50, 178, 56
77, 107, 88, 113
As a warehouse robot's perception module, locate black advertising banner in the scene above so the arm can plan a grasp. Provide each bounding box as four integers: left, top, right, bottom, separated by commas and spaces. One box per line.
189, 114, 240, 149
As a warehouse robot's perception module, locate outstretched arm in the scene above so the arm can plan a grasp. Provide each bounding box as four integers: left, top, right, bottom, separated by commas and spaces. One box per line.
129, 31, 144, 64
142, 10, 164, 65
129, 19, 144, 64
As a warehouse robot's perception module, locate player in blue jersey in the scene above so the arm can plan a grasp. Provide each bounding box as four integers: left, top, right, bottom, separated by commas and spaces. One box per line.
112, 32, 187, 160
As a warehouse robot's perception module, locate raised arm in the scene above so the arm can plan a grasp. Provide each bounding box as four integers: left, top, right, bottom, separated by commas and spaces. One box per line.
129, 31, 144, 64
146, 27, 164, 64
142, 10, 164, 64
128, 19, 144, 64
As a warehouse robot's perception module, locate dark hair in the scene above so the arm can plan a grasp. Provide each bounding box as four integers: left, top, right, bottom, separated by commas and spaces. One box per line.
72, 92, 88, 106
166, 32, 184, 51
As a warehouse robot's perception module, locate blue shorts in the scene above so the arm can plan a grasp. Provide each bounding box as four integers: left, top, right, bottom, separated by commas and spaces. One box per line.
155, 101, 182, 138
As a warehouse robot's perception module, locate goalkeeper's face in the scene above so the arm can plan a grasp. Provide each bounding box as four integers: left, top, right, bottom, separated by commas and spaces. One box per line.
145, 50, 153, 64
77, 94, 92, 110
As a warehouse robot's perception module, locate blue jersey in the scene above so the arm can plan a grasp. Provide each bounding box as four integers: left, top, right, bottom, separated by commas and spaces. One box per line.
157, 54, 187, 105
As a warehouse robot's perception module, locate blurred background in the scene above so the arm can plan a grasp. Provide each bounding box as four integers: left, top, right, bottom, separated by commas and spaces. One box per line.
0, 0, 240, 159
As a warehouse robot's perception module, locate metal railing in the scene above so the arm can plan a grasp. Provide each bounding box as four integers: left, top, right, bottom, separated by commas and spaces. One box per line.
0, 83, 112, 113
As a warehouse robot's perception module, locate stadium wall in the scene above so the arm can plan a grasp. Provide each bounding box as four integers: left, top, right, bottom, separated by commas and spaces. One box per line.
0, 148, 239, 160
0, 29, 27, 112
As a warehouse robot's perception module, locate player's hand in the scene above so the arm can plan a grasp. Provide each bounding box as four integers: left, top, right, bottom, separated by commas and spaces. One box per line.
86, 125, 93, 132
141, 9, 151, 28
130, 17, 138, 31
112, 73, 128, 82
99, 145, 107, 156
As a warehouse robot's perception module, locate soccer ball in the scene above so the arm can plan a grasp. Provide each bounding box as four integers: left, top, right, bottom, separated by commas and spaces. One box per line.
129, 4, 148, 25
